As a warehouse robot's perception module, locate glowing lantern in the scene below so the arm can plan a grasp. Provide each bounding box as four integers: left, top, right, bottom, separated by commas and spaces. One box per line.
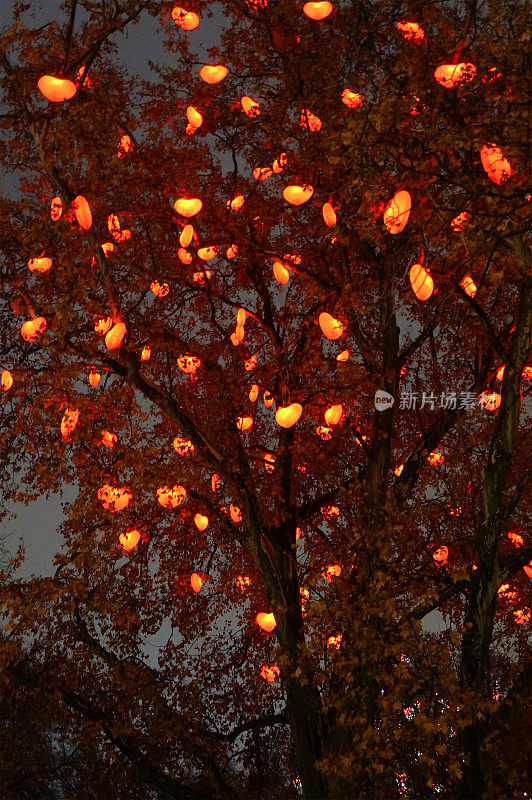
180, 224, 194, 248
21, 317, 47, 342
245, 356, 257, 371
1, 370, 13, 391
336, 350, 349, 361
434, 63, 476, 88
200, 65, 228, 84
105, 322, 126, 350
94, 318, 112, 335
141, 346, 151, 361
300, 109, 322, 131
37, 75, 77, 102
272, 153, 287, 173
249, 384, 259, 403
178, 248, 193, 264
107, 213, 130, 242
427, 451, 444, 466
237, 416, 253, 432
396, 21, 424, 41
275, 403, 303, 428
327, 634, 342, 649
173, 437, 195, 455
507, 531, 524, 547
72, 195, 92, 230
383, 190, 411, 234
150, 281, 169, 297
261, 665, 280, 683
263, 391, 274, 408
98, 485, 132, 512
191, 573, 204, 592
319, 312, 345, 340
264, 453, 276, 473
324, 404, 342, 425
514, 608, 531, 625
235, 575, 251, 591
394, 464, 404, 477
283, 185, 314, 205
193, 270, 211, 282
227, 195, 245, 211
432, 546, 449, 566
157, 485, 186, 508
256, 612, 276, 632
303, 2, 332, 20
341, 89, 363, 109
211, 474, 220, 491
322, 564, 342, 582
409, 264, 434, 301
117, 134, 132, 157
120, 529, 141, 552
460, 275, 477, 298
498, 583, 517, 601
177, 354, 201, 374
480, 143, 512, 185
451, 211, 470, 231
186, 106, 203, 128
194, 514, 209, 531
522, 366, 532, 381
230, 504, 242, 523
253, 166, 273, 181
241, 96, 260, 117
478, 392, 501, 411
101, 242, 115, 257
197, 246, 218, 261
171, 7, 199, 29
28, 255, 53, 274
174, 198, 202, 217
88, 369, 101, 387
322, 202, 337, 227
316, 425, 332, 440
100, 430, 117, 449
50, 197, 63, 221
226, 244, 238, 259
273, 260, 290, 285
523, 561, 532, 579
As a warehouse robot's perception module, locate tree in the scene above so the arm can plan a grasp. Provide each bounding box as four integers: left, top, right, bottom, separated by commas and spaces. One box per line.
0, 0, 530, 798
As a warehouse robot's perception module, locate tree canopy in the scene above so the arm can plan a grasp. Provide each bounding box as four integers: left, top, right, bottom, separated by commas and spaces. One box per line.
0, 1, 530, 799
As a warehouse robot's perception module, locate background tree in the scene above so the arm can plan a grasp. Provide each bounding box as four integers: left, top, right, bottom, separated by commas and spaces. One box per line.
0, 1, 530, 799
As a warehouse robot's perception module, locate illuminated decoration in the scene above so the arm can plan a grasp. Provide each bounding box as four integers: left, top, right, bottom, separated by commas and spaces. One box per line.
186, 106, 203, 128
28, 254, 52, 274
108, 213, 131, 242
50, 197, 63, 221
117, 134, 132, 157
263, 391, 274, 408
88, 369, 101, 387
241, 96, 260, 117
157, 485, 186, 508
235, 575, 251, 591
94, 317, 112, 335
178, 248, 193, 264
427, 451, 444, 466
194, 514, 209, 531
119, 529, 141, 552
460, 275, 477, 298
98, 485, 132, 513
197, 246, 219, 261
341, 89, 363, 108
244, 356, 257, 371
177, 355, 201, 374
21, 317, 47, 342
38, 75, 77, 102
263, 453, 276, 473
173, 437, 195, 455
409, 264, 434, 301
100, 430, 117, 449
236, 415, 253, 432
1, 370, 13, 391
327, 634, 342, 649
200, 65, 228, 84
249, 384, 259, 402
227, 195, 245, 211
322, 565, 341, 582
211, 474, 220, 492
174, 198, 202, 217
256, 612, 276, 632
434, 63, 476, 88
191, 573, 204, 592
451, 211, 470, 231
283, 185, 314, 205
260, 665, 280, 682
253, 166, 273, 181
324, 404, 342, 425
319, 312, 345, 340
523, 560, 532, 579
150, 280, 169, 297
105, 322, 126, 350
507, 531, 524, 547
322, 202, 337, 227
478, 392, 501, 411
73, 195, 92, 230
336, 350, 349, 361
272, 153, 287, 173
303, 2, 332, 20
141, 346, 151, 361
316, 425, 332, 440
432, 546, 449, 566
383, 190, 411, 234
275, 403, 303, 428
300, 109, 322, 131
229, 504, 242, 523
273, 260, 290, 285
513, 608, 531, 625
180, 224, 194, 247
396, 21, 424, 41
171, 7, 200, 30
480, 143, 512, 185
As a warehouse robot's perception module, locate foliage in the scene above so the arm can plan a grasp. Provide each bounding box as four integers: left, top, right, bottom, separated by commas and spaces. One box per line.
0, 1, 530, 798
